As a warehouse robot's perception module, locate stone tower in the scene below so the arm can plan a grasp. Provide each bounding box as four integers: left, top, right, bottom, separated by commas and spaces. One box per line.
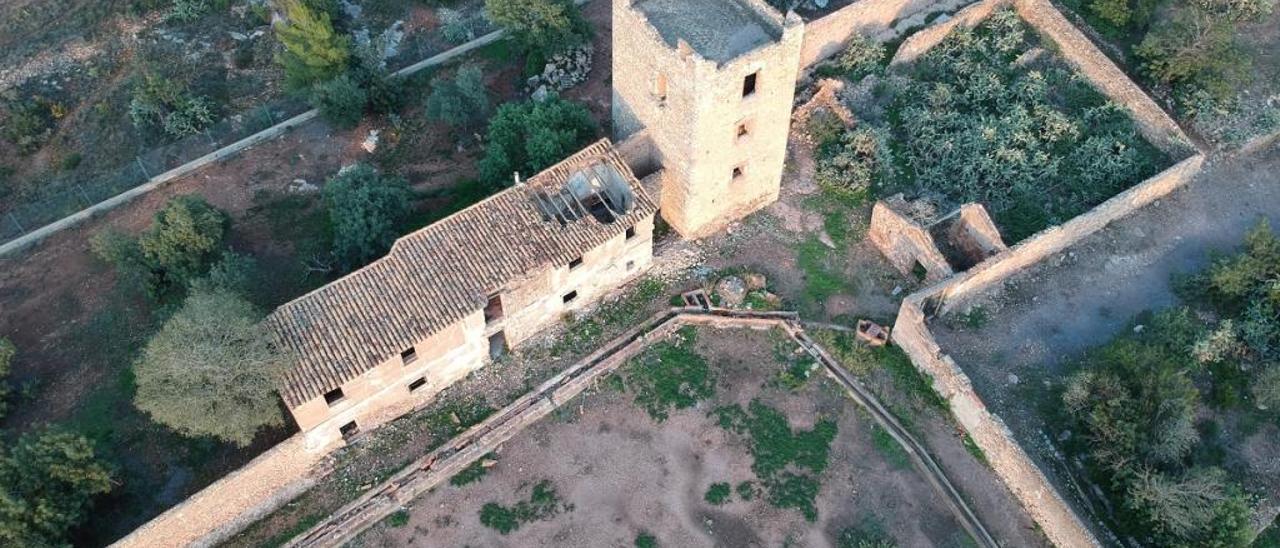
613, 0, 804, 238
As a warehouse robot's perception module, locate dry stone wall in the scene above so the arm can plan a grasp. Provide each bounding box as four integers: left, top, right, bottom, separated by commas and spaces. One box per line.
868, 201, 954, 282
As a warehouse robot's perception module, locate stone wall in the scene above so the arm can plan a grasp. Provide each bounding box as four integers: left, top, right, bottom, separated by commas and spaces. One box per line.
891, 300, 1100, 547
888, 0, 1195, 157
868, 201, 954, 282
935, 154, 1203, 313
944, 204, 1007, 266
799, 0, 925, 67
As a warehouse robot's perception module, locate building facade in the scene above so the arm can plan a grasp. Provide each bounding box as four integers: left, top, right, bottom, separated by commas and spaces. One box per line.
613, 0, 803, 238
269, 140, 657, 449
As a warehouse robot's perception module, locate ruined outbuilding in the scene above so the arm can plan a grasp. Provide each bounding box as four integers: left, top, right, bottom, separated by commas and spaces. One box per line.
868, 194, 1006, 283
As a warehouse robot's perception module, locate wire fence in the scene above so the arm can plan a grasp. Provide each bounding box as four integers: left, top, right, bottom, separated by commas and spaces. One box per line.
0, 97, 310, 245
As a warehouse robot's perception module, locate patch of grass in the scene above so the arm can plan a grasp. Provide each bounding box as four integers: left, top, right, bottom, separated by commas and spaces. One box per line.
877, 345, 947, 411
417, 395, 495, 438
704, 482, 731, 505
795, 237, 855, 310
777, 359, 819, 390
961, 433, 988, 466
478, 479, 566, 535
626, 327, 715, 422
871, 425, 910, 470
552, 277, 668, 356
837, 514, 897, 548
449, 454, 494, 487
602, 372, 626, 393
951, 306, 989, 330
386, 509, 410, 527
736, 480, 757, 501
714, 400, 838, 521
635, 532, 659, 548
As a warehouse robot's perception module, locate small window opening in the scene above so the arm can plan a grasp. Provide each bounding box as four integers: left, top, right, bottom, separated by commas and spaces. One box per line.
408, 377, 427, 392
732, 166, 745, 180
626, 260, 636, 271
654, 73, 668, 101
737, 122, 750, 139
488, 332, 507, 360
484, 293, 504, 324
324, 387, 345, 406
568, 256, 584, 270
743, 72, 758, 97
400, 347, 417, 365
625, 226, 637, 240
563, 290, 579, 304
340, 421, 359, 438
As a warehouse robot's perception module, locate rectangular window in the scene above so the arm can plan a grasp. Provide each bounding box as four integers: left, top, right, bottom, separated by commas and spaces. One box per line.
324, 387, 345, 406
484, 293, 504, 324
563, 290, 578, 304
408, 377, 427, 392
732, 166, 745, 180
568, 256, 584, 270
400, 346, 417, 365
626, 260, 635, 271
625, 226, 637, 240
340, 421, 359, 438
736, 122, 750, 139
654, 73, 668, 101
743, 72, 758, 97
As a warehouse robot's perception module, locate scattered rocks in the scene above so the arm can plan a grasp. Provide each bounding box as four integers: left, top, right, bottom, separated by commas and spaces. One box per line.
288, 179, 318, 193
362, 129, 380, 153
715, 276, 747, 307
1007, 373, 1019, 385
744, 273, 767, 291
526, 44, 594, 96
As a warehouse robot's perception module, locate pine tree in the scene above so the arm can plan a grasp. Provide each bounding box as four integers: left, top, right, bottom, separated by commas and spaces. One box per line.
275, 0, 351, 92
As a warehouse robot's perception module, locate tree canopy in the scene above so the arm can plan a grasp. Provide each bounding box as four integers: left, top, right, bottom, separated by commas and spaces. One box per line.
275, 0, 351, 91
90, 195, 229, 300
0, 430, 112, 546
323, 164, 414, 271
484, 0, 588, 55
426, 64, 491, 130
133, 289, 286, 447
478, 95, 597, 188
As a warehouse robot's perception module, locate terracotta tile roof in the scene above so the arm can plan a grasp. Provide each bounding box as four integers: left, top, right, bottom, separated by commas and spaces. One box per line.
267, 139, 657, 408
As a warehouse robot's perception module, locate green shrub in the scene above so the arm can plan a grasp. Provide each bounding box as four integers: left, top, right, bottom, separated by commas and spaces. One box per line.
478, 95, 597, 187
837, 515, 897, 548
634, 532, 659, 548
1194, 0, 1277, 21
137, 195, 229, 295
0, 430, 113, 546
478, 480, 564, 534
484, 0, 589, 56
323, 163, 413, 271
2, 99, 53, 154
831, 33, 886, 81
704, 482, 731, 505
128, 74, 217, 137
426, 65, 491, 129
1136, 6, 1251, 104
60, 152, 82, 171
815, 126, 893, 202
735, 480, 757, 501
449, 456, 494, 487
311, 74, 368, 128
168, 0, 230, 22
276, 0, 351, 91
439, 8, 483, 44
714, 401, 837, 521
387, 509, 410, 527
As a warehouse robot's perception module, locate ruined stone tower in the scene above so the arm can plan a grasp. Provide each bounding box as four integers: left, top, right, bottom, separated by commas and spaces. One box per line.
613, 0, 803, 238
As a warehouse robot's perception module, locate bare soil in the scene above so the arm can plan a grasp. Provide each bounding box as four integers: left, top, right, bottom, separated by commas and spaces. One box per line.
352, 328, 985, 548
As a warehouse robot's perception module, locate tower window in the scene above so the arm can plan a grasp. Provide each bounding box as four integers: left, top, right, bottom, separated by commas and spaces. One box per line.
324, 387, 345, 406
625, 226, 637, 240
563, 290, 579, 304
743, 72, 758, 97
400, 346, 417, 365
340, 421, 359, 438
732, 166, 745, 180
484, 293, 504, 324
408, 377, 427, 392
736, 122, 750, 139
569, 256, 584, 270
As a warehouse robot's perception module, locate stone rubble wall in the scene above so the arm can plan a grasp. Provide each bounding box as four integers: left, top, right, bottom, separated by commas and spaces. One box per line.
868, 201, 955, 282
891, 300, 1100, 547
935, 154, 1204, 313
111, 435, 329, 548
888, 0, 1008, 66
798, 0, 976, 69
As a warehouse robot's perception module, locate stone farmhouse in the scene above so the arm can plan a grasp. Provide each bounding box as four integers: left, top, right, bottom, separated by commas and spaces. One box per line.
268, 0, 967, 449
268, 141, 658, 449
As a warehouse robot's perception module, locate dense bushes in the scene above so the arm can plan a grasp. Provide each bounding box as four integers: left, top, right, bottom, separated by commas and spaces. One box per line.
1, 98, 55, 154
1059, 221, 1280, 546
310, 74, 368, 128
888, 10, 1162, 240
426, 65, 492, 130
484, 0, 590, 58
276, 0, 351, 92
323, 163, 414, 271
91, 195, 230, 300
0, 430, 113, 546
128, 74, 218, 138
478, 95, 597, 187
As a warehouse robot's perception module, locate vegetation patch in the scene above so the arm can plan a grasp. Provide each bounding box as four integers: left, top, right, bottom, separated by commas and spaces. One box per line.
1052, 221, 1280, 546
870, 425, 911, 470
713, 400, 838, 520
626, 327, 716, 422
552, 277, 667, 356
836, 514, 898, 548
704, 482, 731, 505
449, 454, 496, 487
478, 479, 569, 535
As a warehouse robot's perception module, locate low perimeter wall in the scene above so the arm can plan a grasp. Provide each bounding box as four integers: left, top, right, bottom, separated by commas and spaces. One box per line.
888, 118, 1208, 548
889, 0, 1196, 158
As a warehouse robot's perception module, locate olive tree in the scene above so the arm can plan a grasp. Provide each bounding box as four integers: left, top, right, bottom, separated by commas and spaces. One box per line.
133, 289, 286, 447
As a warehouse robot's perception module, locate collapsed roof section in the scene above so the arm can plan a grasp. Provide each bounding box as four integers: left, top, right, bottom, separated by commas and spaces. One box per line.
267, 139, 658, 408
